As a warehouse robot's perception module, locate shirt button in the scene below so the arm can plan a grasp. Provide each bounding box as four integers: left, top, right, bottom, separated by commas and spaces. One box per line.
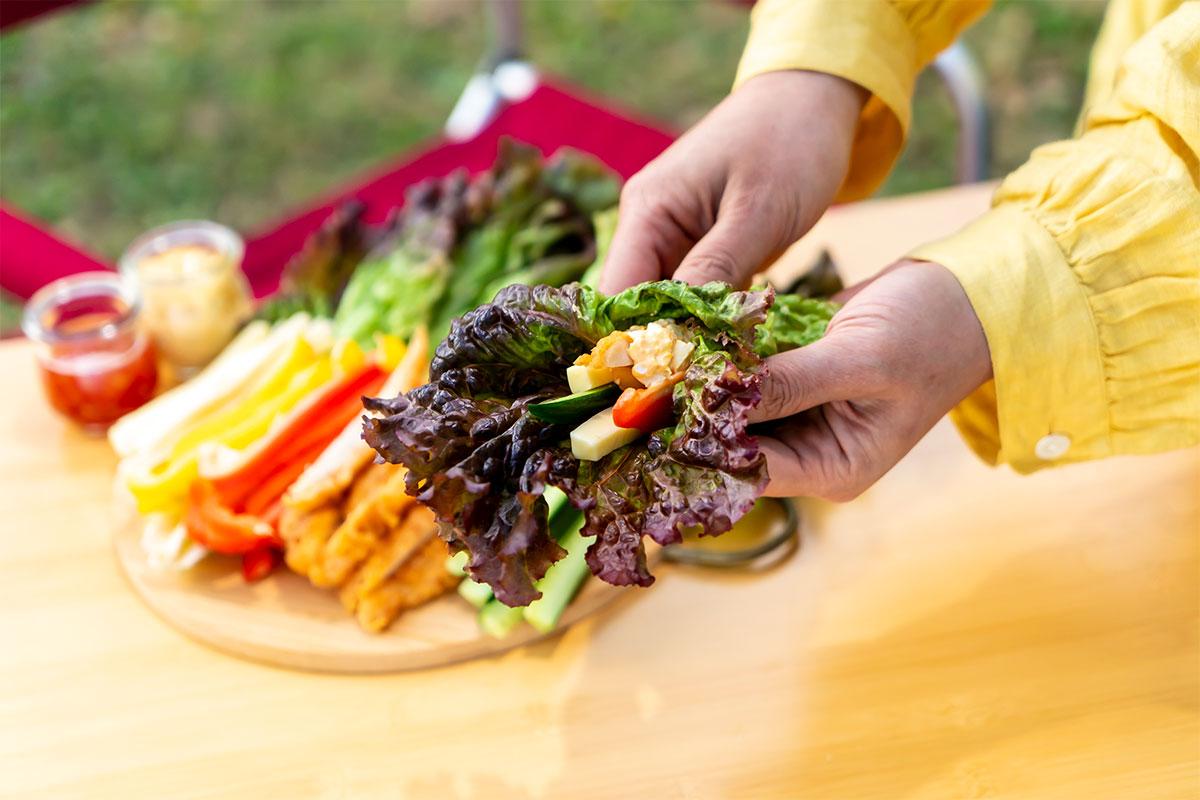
1035, 433, 1072, 461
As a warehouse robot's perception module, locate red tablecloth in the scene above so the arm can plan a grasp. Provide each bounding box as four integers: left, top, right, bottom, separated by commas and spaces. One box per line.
1, 79, 674, 301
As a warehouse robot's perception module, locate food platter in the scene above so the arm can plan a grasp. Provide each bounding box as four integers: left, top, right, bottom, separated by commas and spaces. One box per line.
90, 143, 819, 675
113, 494, 658, 673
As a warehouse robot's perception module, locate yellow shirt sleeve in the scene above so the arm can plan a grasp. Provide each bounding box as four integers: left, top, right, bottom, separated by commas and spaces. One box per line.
910, 2, 1200, 472
734, 0, 990, 201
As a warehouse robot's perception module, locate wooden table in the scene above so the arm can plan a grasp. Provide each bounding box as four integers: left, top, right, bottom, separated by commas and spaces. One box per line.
2, 183, 1197, 799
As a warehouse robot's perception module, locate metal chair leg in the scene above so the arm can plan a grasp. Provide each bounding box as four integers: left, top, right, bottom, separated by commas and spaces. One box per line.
931, 42, 991, 184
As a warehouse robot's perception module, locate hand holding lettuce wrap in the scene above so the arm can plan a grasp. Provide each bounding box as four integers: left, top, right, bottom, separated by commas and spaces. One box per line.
362, 280, 836, 606
748, 260, 992, 500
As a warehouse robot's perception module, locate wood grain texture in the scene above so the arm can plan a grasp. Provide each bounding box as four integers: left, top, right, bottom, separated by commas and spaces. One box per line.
111, 495, 659, 673
2, 182, 1197, 799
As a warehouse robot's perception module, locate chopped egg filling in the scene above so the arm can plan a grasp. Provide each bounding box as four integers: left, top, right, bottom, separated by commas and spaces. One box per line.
575, 320, 695, 391
628, 321, 692, 388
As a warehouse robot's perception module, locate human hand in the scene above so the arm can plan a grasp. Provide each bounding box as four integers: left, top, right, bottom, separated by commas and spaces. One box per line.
754, 260, 993, 500
599, 70, 867, 294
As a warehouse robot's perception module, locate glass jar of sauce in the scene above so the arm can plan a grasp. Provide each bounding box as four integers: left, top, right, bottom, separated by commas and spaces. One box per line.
22, 271, 159, 433
119, 220, 253, 376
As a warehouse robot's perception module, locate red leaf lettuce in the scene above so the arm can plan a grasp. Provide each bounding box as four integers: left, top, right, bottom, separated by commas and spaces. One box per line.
363, 281, 833, 605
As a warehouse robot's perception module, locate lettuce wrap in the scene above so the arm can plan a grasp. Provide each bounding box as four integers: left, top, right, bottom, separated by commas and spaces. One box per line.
363, 280, 835, 606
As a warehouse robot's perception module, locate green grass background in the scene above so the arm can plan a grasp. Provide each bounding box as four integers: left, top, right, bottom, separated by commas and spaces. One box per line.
0, 0, 1105, 330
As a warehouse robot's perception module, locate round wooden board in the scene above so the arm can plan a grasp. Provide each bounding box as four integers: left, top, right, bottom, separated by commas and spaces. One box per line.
113, 504, 654, 674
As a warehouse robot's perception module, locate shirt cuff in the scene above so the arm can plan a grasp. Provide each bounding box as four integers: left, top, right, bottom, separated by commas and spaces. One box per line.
734, 0, 916, 201
909, 205, 1112, 473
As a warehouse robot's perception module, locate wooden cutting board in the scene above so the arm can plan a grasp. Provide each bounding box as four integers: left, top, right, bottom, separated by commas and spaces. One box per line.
112, 499, 691, 673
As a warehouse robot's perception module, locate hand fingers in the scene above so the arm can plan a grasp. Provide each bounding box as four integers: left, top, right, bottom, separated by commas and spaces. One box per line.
757, 434, 824, 499
598, 180, 695, 295
749, 336, 869, 424
671, 200, 777, 288
598, 211, 670, 294
757, 419, 877, 502
755, 412, 866, 501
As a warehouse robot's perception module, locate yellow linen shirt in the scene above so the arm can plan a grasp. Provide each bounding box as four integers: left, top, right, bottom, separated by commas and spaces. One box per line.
736, 0, 1199, 472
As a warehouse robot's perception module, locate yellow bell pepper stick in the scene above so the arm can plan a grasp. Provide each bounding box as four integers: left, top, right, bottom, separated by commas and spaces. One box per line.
331, 337, 367, 375
372, 333, 407, 371
213, 357, 334, 454
164, 336, 318, 459
126, 356, 333, 514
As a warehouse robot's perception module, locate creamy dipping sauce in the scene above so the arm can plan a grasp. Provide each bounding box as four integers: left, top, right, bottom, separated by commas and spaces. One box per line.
123, 223, 252, 373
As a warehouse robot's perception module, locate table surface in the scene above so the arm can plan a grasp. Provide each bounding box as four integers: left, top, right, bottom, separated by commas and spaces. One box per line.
3, 182, 1197, 800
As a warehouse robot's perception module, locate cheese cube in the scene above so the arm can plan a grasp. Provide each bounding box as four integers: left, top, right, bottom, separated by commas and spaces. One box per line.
570, 407, 641, 461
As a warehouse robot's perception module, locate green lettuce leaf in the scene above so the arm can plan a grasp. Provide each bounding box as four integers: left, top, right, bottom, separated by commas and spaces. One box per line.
754, 294, 836, 357
255, 200, 375, 323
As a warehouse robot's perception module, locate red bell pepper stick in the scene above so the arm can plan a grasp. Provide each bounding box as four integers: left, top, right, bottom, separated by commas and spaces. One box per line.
240, 436, 329, 516
267, 372, 386, 468
220, 376, 385, 511
208, 363, 386, 506
184, 480, 280, 555
612, 379, 679, 433
241, 545, 281, 582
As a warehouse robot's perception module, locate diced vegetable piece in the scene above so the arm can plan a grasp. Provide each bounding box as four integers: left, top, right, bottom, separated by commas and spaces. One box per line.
671, 340, 695, 370
524, 510, 590, 633
528, 384, 621, 425
612, 381, 677, 433
566, 363, 613, 394
570, 406, 642, 461
446, 550, 469, 577
478, 598, 525, 638
458, 577, 495, 608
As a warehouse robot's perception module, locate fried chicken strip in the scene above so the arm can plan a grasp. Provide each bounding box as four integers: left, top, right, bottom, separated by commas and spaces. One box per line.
355, 535, 458, 633
337, 504, 437, 613
342, 461, 392, 514
284, 327, 428, 512
278, 504, 341, 579
309, 464, 413, 587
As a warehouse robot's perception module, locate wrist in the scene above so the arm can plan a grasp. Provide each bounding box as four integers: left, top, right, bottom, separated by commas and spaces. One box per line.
898, 258, 994, 391
738, 70, 867, 137
734, 70, 866, 236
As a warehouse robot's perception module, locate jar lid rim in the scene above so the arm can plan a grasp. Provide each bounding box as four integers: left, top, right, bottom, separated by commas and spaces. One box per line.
118, 220, 244, 284
21, 271, 142, 345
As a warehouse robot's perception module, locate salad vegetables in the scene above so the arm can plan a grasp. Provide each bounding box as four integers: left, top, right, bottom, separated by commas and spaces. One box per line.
363, 281, 837, 607
111, 140, 838, 640
256, 139, 620, 350
112, 141, 628, 636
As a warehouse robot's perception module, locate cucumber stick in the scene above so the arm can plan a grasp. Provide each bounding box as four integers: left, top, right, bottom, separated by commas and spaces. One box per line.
527, 385, 620, 425
445, 550, 468, 577
479, 599, 524, 638
458, 576, 494, 608
543, 486, 569, 519
524, 510, 591, 634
